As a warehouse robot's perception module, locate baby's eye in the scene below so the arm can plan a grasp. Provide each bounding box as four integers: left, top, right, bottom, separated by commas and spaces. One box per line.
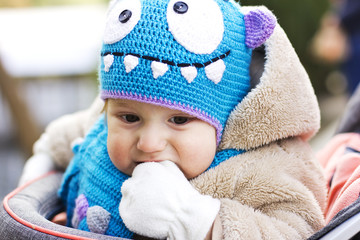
170, 116, 191, 125
121, 114, 140, 123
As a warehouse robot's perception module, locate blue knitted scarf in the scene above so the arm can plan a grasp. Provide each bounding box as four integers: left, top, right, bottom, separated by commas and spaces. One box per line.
59, 115, 244, 237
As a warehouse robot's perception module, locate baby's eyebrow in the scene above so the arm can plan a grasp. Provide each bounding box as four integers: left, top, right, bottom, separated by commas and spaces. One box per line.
171, 112, 197, 118
112, 100, 130, 107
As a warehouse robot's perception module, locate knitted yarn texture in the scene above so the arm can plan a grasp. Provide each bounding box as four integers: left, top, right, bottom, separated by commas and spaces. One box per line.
59, 0, 278, 237
59, 115, 243, 237
100, 0, 253, 144
59, 115, 132, 238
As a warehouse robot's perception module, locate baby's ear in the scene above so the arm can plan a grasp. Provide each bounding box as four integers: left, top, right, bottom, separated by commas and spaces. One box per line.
242, 6, 277, 49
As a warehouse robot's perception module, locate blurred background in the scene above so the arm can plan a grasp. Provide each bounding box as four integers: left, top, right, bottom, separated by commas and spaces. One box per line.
0, 0, 357, 199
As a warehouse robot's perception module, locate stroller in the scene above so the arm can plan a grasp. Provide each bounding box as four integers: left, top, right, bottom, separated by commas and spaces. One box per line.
2, 12, 360, 239
4, 88, 360, 239
3, 161, 360, 240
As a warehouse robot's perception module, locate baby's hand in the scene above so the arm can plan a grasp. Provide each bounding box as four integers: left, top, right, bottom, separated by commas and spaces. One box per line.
119, 161, 220, 240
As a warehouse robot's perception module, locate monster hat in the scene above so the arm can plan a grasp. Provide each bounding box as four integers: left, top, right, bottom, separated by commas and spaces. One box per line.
100, 0, 276, 144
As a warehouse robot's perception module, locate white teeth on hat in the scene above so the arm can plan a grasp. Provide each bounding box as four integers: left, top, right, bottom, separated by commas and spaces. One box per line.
106, 54, 225, 84
151, 61, 169, 79
205, 59, 226, 84
104, 54, 114, 72
124, 55, 139, 73
181, 66, 198, 83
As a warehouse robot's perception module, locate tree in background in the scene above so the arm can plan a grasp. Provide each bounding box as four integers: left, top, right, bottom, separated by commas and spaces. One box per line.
0, 0, 31, 7
0, 0, 108, 7
0, 0, 332, 95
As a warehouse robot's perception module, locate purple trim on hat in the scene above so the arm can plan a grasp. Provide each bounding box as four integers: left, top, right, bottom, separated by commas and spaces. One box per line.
244, 9, 276, 49
101, 90, 223, 144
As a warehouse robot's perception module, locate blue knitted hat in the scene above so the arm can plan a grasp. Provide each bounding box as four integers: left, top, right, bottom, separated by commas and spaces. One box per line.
100, 0, 276, 144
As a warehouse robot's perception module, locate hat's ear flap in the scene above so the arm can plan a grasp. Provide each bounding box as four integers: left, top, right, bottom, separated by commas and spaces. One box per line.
243, 7, 277, 49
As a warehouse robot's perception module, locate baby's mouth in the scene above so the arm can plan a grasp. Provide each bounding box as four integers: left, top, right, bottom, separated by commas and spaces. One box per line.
101, 50, 230, 84
135, 160, 164, 165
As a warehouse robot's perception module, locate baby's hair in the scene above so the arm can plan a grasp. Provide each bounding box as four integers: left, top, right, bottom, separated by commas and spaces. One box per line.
102, 99, 109, 125
102, 99, 109, 113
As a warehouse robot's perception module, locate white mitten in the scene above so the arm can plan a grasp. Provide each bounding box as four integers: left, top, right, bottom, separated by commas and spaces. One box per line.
119, 161, 220, 240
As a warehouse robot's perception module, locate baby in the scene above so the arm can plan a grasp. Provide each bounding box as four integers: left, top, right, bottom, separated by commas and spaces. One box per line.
22, 0, 327, 239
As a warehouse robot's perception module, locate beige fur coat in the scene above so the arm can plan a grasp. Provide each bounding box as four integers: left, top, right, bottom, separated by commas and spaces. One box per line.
21, 19, 326, 239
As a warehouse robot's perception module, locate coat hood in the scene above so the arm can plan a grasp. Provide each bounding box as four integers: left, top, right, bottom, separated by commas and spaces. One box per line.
219, 8, 320, 151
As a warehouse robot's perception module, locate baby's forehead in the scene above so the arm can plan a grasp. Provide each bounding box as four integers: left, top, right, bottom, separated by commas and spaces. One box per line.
109, 98, 192, 115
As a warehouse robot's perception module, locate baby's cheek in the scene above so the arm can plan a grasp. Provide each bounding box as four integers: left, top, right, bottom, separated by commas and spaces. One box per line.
108, 151, 133, 176
107, 136, 116, 161
181, 146, 215, 179
107, 146, 120, 169
107, 137, 124, 169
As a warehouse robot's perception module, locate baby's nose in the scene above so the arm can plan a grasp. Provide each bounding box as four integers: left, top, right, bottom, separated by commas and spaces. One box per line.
136, 125, 167, 153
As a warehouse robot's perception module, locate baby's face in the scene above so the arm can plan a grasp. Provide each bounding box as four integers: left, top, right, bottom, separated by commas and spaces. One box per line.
106, 99, 217, 179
